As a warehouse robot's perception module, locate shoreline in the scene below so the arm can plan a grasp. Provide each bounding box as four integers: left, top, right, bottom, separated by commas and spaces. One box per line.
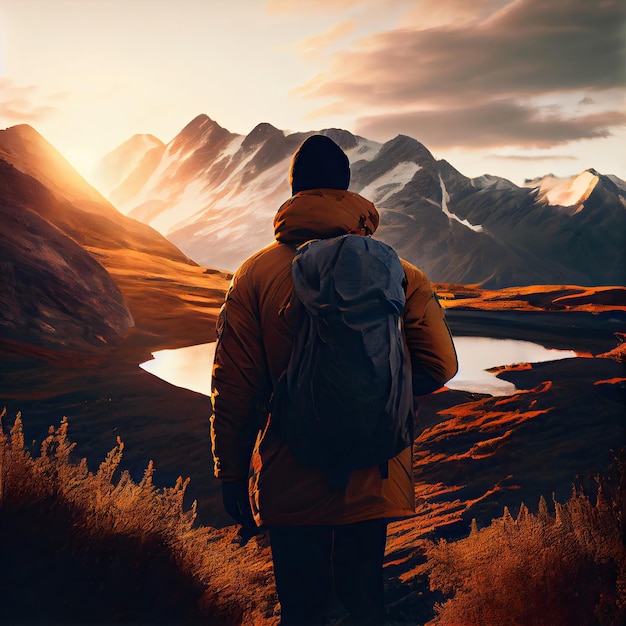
444, 308, 625, 353
2, 302, 623, 528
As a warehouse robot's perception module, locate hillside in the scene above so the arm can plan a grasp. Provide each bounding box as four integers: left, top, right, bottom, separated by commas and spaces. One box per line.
0, 124, 231, 359
0, 124, 231, 524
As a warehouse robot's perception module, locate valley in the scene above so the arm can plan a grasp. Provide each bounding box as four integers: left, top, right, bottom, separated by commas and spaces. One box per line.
2, 283, 623, 529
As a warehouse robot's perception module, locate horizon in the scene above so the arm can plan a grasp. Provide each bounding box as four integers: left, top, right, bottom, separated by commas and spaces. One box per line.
1, 0, 624, 186
9, 116, 624, 191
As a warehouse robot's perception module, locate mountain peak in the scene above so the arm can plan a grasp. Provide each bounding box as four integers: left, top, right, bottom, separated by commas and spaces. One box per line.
319, 128, 358, 151
470, 172, 519, 191
93, 134, 165, 197
525, 170, 600, 207
0, 123, 110, 209
107, 133, 164, 156
187, 113, 220, 128
1, 123, 40, 139
175, 114, 227, 140
168, 114, 234, 157
378, 134, 436, 166
0, 124, 48, 155
241, 122, 283, 150
251, 121, 280, 133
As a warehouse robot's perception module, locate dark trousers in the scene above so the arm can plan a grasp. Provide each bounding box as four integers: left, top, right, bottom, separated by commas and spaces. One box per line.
269, 519, 388, 626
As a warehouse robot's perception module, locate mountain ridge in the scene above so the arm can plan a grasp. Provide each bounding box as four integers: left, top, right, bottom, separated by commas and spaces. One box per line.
92, 116, 626, 287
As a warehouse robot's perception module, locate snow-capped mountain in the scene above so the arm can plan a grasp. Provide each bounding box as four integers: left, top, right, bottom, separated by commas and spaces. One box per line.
93, 133, 165, 200
524, 170, 604, 209
94, 115, 626, 287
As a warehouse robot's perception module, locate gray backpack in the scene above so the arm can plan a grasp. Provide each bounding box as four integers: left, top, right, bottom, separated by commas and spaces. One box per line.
272, 233, 414, 487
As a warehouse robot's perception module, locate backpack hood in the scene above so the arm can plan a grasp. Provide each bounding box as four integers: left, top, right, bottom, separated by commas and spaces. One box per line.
273, 189, 380, 245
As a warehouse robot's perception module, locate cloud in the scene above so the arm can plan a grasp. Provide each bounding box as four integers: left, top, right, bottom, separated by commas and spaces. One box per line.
487, 153, 579, 162
296, 0, 625, 148
267, 0, 370, 14
0, 79, 58, 123
297, 21, 356, 59
355, 101, 626, 149
301, 0, 624, 104
400, 0, 510, 29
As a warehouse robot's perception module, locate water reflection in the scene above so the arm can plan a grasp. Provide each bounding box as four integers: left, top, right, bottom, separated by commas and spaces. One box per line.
140, 343, 216, 396
140, 337, 577, 397
448, 337, 576, 395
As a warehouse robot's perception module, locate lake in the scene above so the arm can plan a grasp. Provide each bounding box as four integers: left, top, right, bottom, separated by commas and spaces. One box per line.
140, 337, 577, 397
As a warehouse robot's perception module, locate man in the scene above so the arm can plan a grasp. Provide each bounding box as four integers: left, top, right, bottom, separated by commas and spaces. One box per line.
210, 134, 458, 625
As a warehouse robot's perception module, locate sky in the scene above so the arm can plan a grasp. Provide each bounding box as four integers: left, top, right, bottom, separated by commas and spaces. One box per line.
1, 0, 624, 187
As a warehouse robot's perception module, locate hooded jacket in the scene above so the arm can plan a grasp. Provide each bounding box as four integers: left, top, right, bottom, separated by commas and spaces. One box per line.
210, 189, 458, 526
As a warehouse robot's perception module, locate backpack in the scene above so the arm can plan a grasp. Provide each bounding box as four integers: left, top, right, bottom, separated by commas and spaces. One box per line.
271, 233, 414, 487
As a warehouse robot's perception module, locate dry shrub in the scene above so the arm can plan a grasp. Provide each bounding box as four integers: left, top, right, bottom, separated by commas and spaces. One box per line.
0, 409, 241, 624
424, 450, 626, 626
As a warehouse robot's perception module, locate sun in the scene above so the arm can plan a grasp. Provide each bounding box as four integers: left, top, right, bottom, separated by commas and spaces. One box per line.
62, 146, 98, 185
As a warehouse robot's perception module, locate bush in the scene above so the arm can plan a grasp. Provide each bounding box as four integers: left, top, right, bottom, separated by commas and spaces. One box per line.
0, 409, 241, 624
424, 450, 626, 626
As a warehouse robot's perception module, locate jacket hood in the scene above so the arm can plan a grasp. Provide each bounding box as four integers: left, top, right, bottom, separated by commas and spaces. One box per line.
274, 189, 380, 245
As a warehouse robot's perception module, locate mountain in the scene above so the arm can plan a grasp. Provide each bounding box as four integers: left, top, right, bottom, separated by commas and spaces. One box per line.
94, 115, 626, 287
92, 133, 165, 204
453, 168, 626, 286
0, 158, 134, 357
524, 170, 600, 207
0, 124, 230, 359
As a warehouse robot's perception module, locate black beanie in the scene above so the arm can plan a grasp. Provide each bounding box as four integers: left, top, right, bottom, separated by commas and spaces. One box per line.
289, 135, 350, 195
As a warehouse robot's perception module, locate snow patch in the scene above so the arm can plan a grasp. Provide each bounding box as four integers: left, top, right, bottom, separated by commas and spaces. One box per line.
360, 161, 420, 205
218, 135, 245, 159
526, 170, 599, 207
347, 138, 382, 162
118, 144, 186, 212
151, 177, 213, 234
439, 175, 483, 232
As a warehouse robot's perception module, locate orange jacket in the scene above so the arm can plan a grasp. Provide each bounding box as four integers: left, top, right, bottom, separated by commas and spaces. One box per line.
210, 189, 458, 526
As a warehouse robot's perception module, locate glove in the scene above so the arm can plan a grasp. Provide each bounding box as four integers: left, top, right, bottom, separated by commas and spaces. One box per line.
221, 480, 256, 529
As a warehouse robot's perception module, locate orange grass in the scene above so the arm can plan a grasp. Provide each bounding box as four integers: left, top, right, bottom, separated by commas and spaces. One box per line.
599, 333, 626, 362
3, 403, 623, 625
0, 409, 278, 624
423, 450, 626, 626
434, 284, 626, 313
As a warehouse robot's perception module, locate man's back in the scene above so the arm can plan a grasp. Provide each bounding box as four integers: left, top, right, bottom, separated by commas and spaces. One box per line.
211, 186, 457, 526
210, 135, 458, 625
